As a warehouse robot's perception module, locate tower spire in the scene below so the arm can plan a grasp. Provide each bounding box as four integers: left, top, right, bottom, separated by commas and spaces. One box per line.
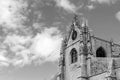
73, 14, 78, 22
82, 17, 88, 27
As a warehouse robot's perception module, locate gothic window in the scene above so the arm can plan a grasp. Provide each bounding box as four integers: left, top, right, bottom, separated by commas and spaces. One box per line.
70, 48, 78, 63
96, 47, 106, 57
72, 30, 77, 40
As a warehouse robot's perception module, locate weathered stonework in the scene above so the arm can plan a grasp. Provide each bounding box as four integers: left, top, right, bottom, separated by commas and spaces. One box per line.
90, 58, 108, 76
57, 15, 120, 80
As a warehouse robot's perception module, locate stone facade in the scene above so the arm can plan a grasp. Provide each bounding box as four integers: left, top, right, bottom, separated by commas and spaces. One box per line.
57, 15, 120, 80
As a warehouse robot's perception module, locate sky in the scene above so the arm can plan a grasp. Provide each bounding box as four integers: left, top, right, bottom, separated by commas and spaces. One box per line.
0, 0, 120, 80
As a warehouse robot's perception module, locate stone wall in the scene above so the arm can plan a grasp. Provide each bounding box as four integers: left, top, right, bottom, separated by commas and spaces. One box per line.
89, 58, 120, 80
64, 41, 82, 80
90, 58, 108, 76
91, 36, 111, 57
112, 44, 120, 57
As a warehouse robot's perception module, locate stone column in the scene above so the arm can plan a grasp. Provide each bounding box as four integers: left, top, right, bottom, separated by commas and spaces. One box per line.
106, 59, 117, 80
79, 18, 89, 80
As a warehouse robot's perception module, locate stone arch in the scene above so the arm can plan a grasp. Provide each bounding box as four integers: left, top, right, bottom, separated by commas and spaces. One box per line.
96, 47, 106, 57
70, 48, 78, 63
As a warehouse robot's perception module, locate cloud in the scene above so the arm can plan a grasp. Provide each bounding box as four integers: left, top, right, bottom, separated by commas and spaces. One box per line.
91, 0, 119, 5
3, 34, 31, 46
87, 0, 118, 10
3, 34, 32, 67
12, 49, 31, 67
54, 0, 77, 13
0, 27, 63, 67
0, 54, 9, 67
87, 4, 95, 10
0, 0, 63, 68
0, 62, 9, 67
0, 0, 28, 29
30, 27, 63, 63
0, 55, 8, 61
90, 0, 117, 4
116, 11, 120, 22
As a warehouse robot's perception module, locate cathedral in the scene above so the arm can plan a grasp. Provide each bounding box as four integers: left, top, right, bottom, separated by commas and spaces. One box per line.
57, 15, 120, 80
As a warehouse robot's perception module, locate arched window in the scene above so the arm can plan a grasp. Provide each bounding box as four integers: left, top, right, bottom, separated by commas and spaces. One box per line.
70, 48, 78, 63
96, 47, 106, 57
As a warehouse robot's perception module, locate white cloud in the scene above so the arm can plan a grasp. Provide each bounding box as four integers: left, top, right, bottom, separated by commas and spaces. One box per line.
30, 27, 63, 62
116, 11, 120, 22
12, 59, 23, 67
87, 0, 118, 10
0, 55, 9, 67
0, 55, 8, 62
90, 0, 117, 4
0, 0, 28, 29
3, 34, 31, 66
12, 49, 31, 67
87, 4, 95, 10
0, 62, 9, 67
54, 0, 77, 13
4, 34, 31, 46
0, 0, 63, 67
0, 27, 63, 67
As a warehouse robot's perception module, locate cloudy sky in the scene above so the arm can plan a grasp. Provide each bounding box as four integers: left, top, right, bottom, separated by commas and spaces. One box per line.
0, 0, 120, 80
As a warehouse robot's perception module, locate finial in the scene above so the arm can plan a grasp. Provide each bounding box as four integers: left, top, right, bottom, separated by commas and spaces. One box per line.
110, 38, 114, 46
72, 14, 82, 28
82, 17, 88, 27
74, 14, 78, 21
72, 14, 79, 23
82, 17, 89, 35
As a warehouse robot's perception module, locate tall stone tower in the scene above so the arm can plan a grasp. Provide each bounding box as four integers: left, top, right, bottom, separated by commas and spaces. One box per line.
57, 15, 120, 80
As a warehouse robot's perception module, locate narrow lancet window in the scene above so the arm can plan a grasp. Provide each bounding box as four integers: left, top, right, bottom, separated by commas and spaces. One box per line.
70, 48, 78, 63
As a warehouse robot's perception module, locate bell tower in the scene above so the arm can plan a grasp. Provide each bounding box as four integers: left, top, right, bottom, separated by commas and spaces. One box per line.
59, 15, 91, 80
